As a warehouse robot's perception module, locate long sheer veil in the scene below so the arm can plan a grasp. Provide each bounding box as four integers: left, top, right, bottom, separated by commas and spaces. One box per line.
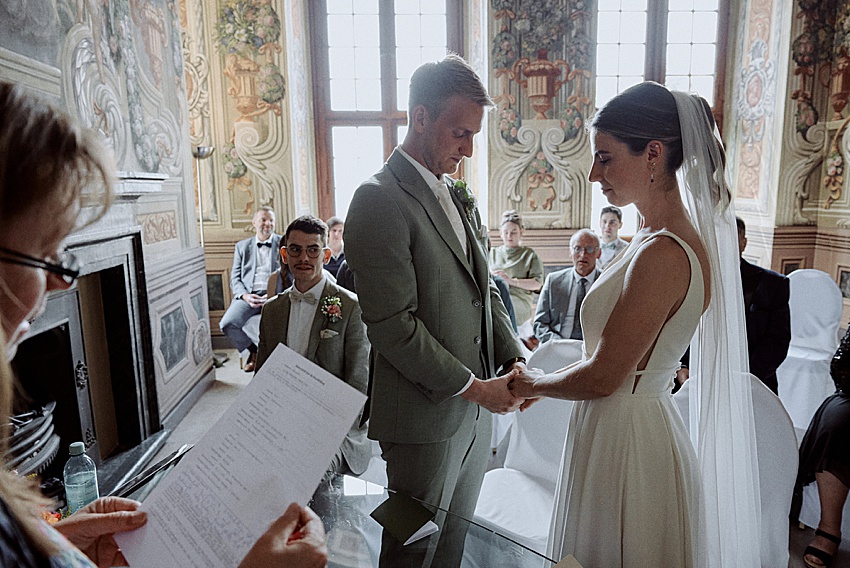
672, 91, 761, 567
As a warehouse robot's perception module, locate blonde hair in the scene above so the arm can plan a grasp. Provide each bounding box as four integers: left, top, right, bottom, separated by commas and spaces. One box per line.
0, 82, 115, 557
500, 209, 523, 229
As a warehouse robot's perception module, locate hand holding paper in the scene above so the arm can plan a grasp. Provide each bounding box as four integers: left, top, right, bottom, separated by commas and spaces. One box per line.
238, 503, 327, 568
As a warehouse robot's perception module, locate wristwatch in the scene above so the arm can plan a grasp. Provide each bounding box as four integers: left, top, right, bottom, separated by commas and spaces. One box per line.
500, 356, 526, 373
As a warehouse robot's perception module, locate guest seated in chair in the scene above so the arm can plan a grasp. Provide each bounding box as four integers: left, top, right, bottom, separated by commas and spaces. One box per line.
794, 324, 850, 568
489, 210, 544, 327
255, 215, 371, 490
220, 206, 282, 372
533, 229, 601, 343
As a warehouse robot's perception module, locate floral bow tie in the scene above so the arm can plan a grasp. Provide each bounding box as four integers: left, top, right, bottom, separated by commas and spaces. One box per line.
291, 290, 317, 304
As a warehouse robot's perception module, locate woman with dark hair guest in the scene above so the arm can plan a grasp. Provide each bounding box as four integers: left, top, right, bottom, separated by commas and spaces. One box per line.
324, 216, 345, 276
794, 325, 850, 568
0, 82, 326, 568
488, 210, 543, 326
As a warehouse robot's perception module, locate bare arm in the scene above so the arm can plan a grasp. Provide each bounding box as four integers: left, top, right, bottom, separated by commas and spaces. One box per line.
512, 237, 693, 400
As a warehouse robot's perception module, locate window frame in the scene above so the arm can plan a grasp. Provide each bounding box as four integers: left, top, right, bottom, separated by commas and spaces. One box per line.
309, 0, 463, 219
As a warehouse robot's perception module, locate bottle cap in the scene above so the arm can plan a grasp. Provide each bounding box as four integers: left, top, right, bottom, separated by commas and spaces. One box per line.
68, 442, 85, 456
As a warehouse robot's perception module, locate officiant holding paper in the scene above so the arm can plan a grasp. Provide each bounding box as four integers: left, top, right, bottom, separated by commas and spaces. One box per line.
345, 55, 526, 568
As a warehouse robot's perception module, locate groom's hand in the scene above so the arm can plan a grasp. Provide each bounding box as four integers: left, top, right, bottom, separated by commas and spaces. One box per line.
461, 371, 525, 414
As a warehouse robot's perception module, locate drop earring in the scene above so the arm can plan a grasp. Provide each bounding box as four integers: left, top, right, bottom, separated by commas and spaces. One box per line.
650, 162, 656, 183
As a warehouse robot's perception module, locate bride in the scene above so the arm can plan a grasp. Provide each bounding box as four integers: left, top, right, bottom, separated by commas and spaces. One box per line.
510, 82, 761, 568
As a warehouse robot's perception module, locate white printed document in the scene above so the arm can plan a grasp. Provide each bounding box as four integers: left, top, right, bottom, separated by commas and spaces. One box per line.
115, 344, 367, 567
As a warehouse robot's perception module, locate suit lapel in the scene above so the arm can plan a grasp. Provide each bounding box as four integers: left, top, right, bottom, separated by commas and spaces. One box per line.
244, 238, 256, 288
387, 152, 475, 281
306, 281, 334, 361
277, 290, 292, 346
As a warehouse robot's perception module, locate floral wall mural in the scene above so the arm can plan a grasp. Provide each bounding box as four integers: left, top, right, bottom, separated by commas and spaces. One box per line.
488, 0, 594, 229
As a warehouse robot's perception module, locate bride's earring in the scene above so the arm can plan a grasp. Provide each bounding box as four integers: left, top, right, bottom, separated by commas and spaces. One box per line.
650, 162, 656, 183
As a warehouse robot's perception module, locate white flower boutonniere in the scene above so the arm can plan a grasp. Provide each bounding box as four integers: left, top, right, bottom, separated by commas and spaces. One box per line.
321, 295, 342, 323
320, 329, 339, 339
452, 180, 476, 224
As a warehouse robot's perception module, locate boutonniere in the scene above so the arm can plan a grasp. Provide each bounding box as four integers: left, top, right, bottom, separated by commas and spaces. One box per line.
452, 180, 477, 223
320, 329, 339, 339
320, 295, 342, 323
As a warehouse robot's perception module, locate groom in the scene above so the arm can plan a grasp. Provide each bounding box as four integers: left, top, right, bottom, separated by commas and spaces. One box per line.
345, 55, 526, 568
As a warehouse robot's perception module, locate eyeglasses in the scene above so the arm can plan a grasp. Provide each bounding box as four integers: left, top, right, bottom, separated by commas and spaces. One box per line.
283, 245, 326, 259
0, 247, 80, 284
572, 245, 598, 255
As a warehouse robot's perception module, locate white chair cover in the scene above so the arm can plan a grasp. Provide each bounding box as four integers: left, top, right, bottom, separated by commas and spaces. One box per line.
674, 374, 798, 568
464, 340, 582, 566
776, 269, 842, 429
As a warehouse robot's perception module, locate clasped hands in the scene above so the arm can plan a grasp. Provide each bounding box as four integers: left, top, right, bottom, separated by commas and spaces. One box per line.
462, 364, 546, 414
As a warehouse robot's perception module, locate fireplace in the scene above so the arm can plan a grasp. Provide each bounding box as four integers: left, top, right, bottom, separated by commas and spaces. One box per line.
10, 229, 162, 493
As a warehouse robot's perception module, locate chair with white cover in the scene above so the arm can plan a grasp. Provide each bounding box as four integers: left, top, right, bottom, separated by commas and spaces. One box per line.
463, 339, 582, 568
674, 373, 798, 568
776, 269, 842, 430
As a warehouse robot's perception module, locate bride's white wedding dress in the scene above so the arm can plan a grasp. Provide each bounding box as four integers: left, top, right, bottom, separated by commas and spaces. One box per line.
547, 230, 703, 568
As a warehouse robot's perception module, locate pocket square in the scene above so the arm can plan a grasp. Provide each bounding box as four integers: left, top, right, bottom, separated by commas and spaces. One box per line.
320, 329, 339, 339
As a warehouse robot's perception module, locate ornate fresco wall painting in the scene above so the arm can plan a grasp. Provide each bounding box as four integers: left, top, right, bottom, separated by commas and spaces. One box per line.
728, 0, 780, 216
489, 0, 594, 229
214, 0, 291, 221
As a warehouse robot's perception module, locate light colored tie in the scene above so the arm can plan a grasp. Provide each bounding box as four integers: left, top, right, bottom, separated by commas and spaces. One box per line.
434, 180, 468, 256
570, 278, 587, 340
290, 290, 317, 304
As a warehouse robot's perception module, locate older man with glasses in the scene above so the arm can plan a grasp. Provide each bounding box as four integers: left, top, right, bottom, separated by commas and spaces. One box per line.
533, 228, 602, 343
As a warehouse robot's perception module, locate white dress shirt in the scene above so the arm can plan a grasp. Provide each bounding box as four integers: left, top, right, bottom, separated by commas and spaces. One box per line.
397, 146, 468, 256
286, 276, 326, 357
252, 237, 273, 292
561, 270, 598, 339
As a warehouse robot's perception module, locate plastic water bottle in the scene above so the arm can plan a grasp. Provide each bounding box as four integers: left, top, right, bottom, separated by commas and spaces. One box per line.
63, 442, 99, 514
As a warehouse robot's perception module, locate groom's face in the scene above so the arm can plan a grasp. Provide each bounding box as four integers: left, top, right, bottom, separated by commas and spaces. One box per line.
417, 95, 484, 177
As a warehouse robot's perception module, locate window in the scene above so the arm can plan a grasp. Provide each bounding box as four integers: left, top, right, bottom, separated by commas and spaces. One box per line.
310, 0, 461, 219
592, 0, 729, 235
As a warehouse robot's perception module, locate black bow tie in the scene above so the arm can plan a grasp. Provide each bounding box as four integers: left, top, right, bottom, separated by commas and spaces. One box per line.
257, 241, 272, 248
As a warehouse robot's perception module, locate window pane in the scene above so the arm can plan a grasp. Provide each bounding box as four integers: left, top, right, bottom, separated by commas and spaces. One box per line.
665, 74, 690, 93
327, 15, 355, 48
327, 0, 352, 14
329, 48, 356, 79
420, 0, 445, 14
354, 47, 381, 78
694, 0, 718, 9
667, 12, 694, 44
398, 124, 408, 144
598, 0, 621, 10
692, 11, 718, 44
330, 79, 356, 110
355, 79, 381, 110
619, 11, 646, 44
596, 44, 621, 76
353, 14, 380, 47
666, 44, 691, 75
622, 0, 647, 9
396, 15, 421, 47
619, 44, 645, 75
690, 75, 714, 105
618, 75, 643, 92
595, 76, 618, 108
597, 11, 621, 43
353, 0, 378, 13
397, 79, 409, 111
396, 46, 423, 81
332, 126, 384, 219
669, 0, 694, 9
422, 15, 446, 46
395, 0, 419, 14
691, 43, 715, 74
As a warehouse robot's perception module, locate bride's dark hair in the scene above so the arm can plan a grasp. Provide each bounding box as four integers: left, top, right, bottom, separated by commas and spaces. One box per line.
590, 82, 683, 173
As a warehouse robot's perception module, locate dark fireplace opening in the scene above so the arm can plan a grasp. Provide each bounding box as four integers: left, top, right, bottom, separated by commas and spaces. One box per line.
8, 232, 161, 496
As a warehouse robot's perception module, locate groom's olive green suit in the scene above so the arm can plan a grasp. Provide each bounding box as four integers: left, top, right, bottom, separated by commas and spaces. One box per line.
345, 150, 522, 567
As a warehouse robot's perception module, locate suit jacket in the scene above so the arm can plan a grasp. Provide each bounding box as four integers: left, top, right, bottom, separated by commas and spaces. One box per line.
229, 234, 283, 298
740, 258, 791, 391
345, 149, 523, 444
533, 267, 600, 343
254, 279, 371, 475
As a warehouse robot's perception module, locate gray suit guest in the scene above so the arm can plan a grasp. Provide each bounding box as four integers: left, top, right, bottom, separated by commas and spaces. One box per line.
345, 55, 525, 568
255, 215, 370, 480
534, 229, 602, 343
220, 206, 281, 372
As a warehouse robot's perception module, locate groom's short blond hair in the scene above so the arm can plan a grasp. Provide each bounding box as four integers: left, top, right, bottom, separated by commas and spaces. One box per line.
408, 54, 493, 119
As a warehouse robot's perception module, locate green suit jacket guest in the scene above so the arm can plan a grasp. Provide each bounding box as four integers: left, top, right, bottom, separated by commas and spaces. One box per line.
254, 279, 371, 476
345, 149, 523, 445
